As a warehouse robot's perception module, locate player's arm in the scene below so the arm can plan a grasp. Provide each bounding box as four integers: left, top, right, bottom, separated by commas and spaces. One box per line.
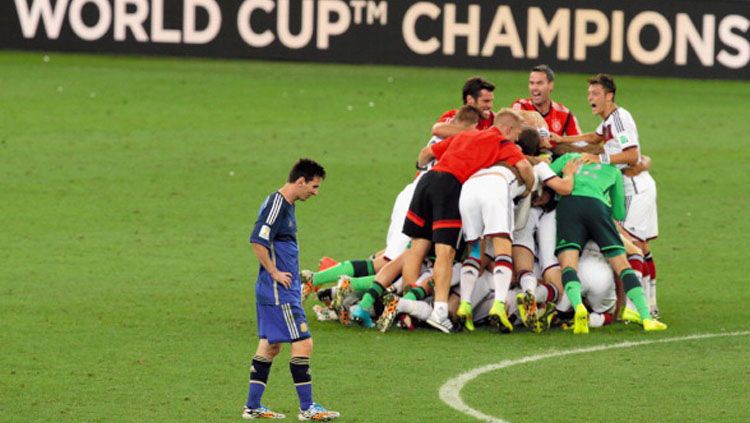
542, 159, 580, 196
551, 131, 603, 144
420, 133, 455, 168
432, 122, 468, 138
515, 159, 535, 197
610, 171, 626, 221
622, 155, 651, 177
417, 145, 436, 169
251, 242, 292, 288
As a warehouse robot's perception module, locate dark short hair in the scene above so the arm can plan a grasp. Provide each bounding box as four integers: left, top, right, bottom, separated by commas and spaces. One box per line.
588, 73, 616, 99
455, 105, 481, 125
288, 158, 326, 183
517, 128, 541, 156
462, 77, 495, 104
531, 64, 555, 82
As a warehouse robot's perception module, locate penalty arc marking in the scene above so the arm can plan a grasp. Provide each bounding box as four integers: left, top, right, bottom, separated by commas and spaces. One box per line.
439, 331, 750, 423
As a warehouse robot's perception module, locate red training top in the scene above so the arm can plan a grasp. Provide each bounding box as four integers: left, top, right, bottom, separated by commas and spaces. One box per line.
511, 98, 581, 139
431, 127, 525, 184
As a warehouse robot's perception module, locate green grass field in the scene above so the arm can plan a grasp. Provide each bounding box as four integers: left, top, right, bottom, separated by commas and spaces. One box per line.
1, 51, 749, 422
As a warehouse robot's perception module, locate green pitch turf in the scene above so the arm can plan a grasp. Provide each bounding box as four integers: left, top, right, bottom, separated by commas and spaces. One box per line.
1, 51, 749, 422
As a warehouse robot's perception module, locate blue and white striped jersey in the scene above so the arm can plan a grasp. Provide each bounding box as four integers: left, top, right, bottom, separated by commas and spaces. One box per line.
249, 191, 300, 305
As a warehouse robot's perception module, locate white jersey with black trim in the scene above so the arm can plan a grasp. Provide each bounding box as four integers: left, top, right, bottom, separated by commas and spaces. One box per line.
595, 107, 654, 195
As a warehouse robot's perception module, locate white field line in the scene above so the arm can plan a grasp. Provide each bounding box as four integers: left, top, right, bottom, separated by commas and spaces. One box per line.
439, 331, 750, 423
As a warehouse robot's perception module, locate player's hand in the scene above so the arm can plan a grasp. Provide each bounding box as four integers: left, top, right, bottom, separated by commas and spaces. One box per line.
520, 187, 532, 198
271, 270, 293, 288
549, 133, 563, 144
563, 157, 583, 176
581, 153, 600, 164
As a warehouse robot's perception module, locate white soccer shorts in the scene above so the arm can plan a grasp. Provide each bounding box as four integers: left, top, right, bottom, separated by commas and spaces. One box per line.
459, 167, 515, 242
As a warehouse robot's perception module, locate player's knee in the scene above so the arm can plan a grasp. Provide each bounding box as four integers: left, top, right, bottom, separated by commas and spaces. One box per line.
292, 337, 313, 356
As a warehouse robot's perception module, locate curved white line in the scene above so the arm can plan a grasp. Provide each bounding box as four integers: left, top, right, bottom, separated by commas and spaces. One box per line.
439, 331, 750, 423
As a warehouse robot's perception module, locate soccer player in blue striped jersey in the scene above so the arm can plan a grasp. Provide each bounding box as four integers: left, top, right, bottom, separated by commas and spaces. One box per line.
242, 158, 340, 421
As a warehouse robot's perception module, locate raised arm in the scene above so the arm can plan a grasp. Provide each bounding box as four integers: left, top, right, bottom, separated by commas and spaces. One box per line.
551, 131, 603, 145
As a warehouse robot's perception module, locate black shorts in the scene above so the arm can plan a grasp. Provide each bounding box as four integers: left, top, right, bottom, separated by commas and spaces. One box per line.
555, 196, 625, 258
403, 171, 463, 247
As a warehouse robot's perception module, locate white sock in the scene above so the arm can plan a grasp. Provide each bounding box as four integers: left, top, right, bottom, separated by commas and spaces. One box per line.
433, 301, 448, 320
556, 292, 571, 312
534, 284, 549, 303
519, 271, 537, 293
649, 277, 658, 310
459, 265, 479, 303
493, 265, 512, 303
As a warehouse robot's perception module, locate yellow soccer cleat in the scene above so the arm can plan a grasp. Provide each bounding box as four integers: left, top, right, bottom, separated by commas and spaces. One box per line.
643, 319, 668, 331
516, 291, 538, 331
457, 300, 475, 332
573, 304, 589, 335
488, 300, 513, 333
621, 307, 642, 324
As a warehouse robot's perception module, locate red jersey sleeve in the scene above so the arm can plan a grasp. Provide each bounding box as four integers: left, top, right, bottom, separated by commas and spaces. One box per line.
431, 134, 454, 159
437, 109, 456, 124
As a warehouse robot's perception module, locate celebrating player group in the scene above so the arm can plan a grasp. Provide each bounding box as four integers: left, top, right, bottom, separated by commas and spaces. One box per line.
301, 66, 667, 336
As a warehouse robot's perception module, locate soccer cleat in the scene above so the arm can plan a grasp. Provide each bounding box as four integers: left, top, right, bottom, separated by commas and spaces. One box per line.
242, 405, 286, 419
331, 277, 352, 320
397, 313, 415, 331
533, 302, 557, 333
376, 293, 399, 333
621, 307, 642, 324
301, 270, 316, 300
318, 257, 339, 271
488, 300, 513, 333
351, 304, 375, 328
573, 304, 589, 335
643, 319, 668, 331
516, 291, 538, 331
298, 402, 340, 421
456, 300, 475, 332
426, 312, 455, 334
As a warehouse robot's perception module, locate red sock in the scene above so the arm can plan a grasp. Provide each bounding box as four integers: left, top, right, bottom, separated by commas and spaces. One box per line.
627, 254, 644, 275
645, 253, 656, 281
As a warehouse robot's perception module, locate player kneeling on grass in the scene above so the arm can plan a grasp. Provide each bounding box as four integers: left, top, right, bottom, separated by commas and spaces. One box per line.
243, 159, 339, 421
549, 153, 667, 334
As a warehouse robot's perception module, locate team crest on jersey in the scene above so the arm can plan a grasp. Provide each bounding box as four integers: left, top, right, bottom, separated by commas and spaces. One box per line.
553, 121, 562, 132
299, 322, 308, 333
259, 224, 271, 240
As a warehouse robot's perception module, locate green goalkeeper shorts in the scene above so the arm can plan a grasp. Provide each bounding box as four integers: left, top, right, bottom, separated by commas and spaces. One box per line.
555, 195, 625, 258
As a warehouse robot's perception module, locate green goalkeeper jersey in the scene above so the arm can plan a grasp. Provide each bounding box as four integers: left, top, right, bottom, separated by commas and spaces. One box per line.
549, 153, 626, 221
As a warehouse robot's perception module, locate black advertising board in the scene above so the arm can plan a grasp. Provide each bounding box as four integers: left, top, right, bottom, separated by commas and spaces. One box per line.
1, 0, 748, 79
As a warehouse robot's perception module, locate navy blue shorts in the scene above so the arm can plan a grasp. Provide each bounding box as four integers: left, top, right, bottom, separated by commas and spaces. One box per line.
257, 302, 311, 344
